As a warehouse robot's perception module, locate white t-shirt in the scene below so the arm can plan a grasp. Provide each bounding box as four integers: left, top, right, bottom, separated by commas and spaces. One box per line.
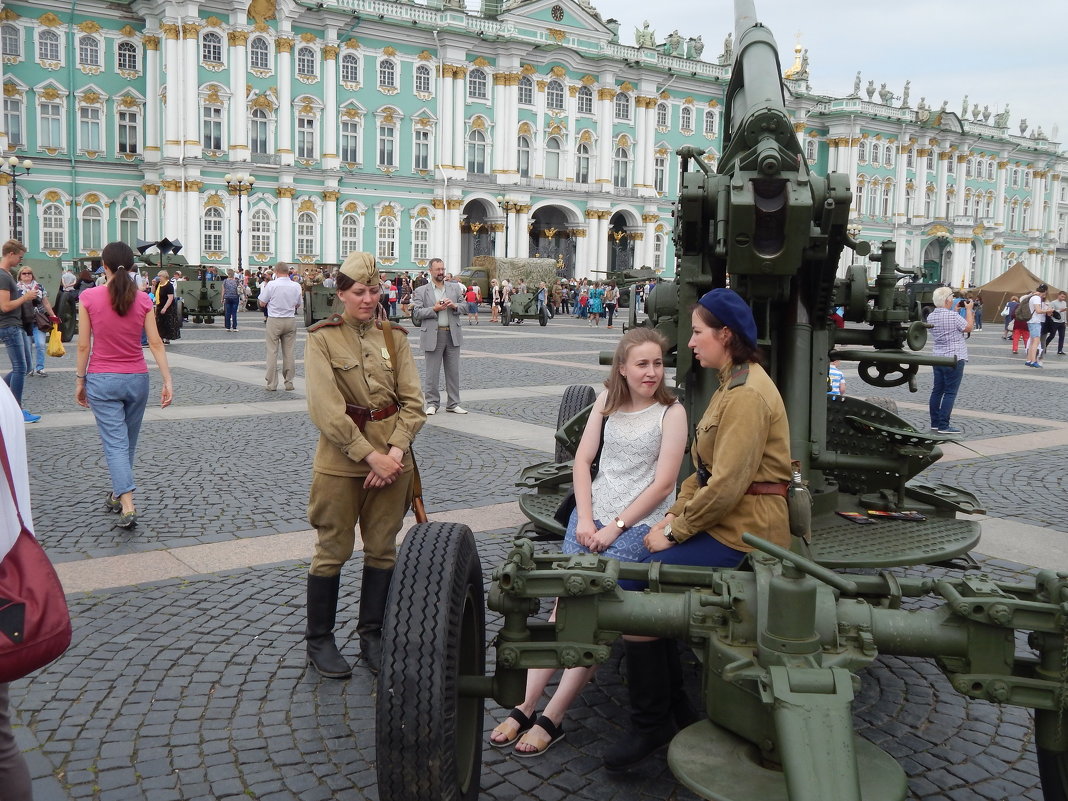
1048, 299, 1066, 324
1030, 294, 1048, 324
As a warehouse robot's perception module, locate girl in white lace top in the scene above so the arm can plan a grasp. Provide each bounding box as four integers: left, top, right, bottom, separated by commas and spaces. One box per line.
488, 328, 687, 757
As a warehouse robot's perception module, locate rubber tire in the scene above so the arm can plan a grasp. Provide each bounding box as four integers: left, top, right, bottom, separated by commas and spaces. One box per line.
205, 317, 214, 324
555, 384, 597, 463
863, 397, 899, 415
502, 307, 511, 326
304, 304, 314, 328
376, 522, 486, 801
539, 306, 550, 326
1038, 746, 1068, 800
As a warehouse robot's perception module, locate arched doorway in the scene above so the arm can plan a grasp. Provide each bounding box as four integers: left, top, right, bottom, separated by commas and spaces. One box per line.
608, 211, 636, 271
921, 236, 950, 283
460, 199, 495, 269
529, 205, 575, 277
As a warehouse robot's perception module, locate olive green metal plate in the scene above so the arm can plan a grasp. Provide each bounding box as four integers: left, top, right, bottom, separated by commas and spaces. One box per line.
807, 512, 980, 569
668, 720, 906, 801
516, 490, 568, 538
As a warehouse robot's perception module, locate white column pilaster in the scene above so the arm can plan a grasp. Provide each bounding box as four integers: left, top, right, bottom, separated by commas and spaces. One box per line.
935, 151, 949, 219
492, 73, 508, 175
596, 78, 615, 186
182, 22, 201, 159
277, 184, 294, 261
994, 158, 1008, 226
452, 69, 466, 171
229, 31, 249, 161
276, 35, 294, 166
145, 186, 161, 242
163, 25, 182, 160
438, 64, 453, 168
533, 78, 547, 177
144, 34, 162, 162
516, 204, 530, 257
322, 41, 338, 169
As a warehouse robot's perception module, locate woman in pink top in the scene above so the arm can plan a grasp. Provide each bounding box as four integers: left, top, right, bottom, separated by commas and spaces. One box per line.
74, 242, 173, 529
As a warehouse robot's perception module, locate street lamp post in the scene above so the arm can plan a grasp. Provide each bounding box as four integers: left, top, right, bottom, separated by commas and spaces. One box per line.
496, 195, 515, 257
224, 173, 255, 276
2, 156, 32, 239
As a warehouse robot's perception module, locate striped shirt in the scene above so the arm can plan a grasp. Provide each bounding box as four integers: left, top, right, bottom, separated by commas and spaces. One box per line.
827, 365, 844, 395
928, 307, 969, 362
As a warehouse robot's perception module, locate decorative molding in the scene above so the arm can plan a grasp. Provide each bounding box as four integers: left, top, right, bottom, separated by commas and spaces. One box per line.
300, 32, 317, 43
298, 198, 316, 213
181, 23, 201, 39
445, 198, 463, 210
275, 37, 294, 54
322, 45, 338, 60
39, 12, 62, 27
382, 45, 397, 56
547, 28, 565, 42
228, 31, 250, 47
597, 87, 615, 101
473, 56, 490, 68
276, 186, 297, 198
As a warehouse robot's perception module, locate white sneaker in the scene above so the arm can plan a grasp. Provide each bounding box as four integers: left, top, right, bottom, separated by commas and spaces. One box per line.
425, 406, 437, 415
447, 406, 468, 414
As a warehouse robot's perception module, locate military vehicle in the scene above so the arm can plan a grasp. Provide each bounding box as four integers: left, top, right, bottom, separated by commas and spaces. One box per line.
501, 290, 551, 326
373, 2, 1068, 799
590, 267, 659, 308
301, 263, 341, 327
176, 269, 225, 325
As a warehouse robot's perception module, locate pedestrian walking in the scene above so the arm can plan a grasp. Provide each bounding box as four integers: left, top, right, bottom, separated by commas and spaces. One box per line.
0, 240, 42, 423
258, 262, 303, 391
153, 270, 181, 345
928, 287, 973, 433
14, 265, 59, 377
411, 258, 467, 414
222, 268, 241, 332
1044, 291, 1066, 355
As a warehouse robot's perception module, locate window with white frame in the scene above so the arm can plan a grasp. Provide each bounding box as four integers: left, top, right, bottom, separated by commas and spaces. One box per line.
119, 207, 140, 246
341, 53, 359, 83
1024, 171, 1032, 189
614, 92, 630, 120
1011, 168, 1020, 187
577, 85, 593, 114
340, 118, 360, 163
249, 36, 269, 70
39, 99, 63, 149
518, 76, 534, 105
413, 128, 430, 171
202, 207, 224, 252
202, 105, 223, 150
296, 115, 316, 159
296, 211, 317, 256
78, 35, 99, 67
377, 123, 396, 167
680, 106, 692, 131
468, 68, 487, 100
575, 142, 590, 183
117, 41, 137, 71
3, 97, 22, 146
412, 217, 430, 261
885, 146, 894, 168
612, 146, 631, 188
987, 160, 995, 180
250, 108, 270, 154
467, 129, 487, 174
653, 233, 665, 270
906, 148, 914, 169
805, 139, 816, 161
654, 154, 667, 193
965, 158, 974, 178
870, 143, 881, 165
984, 193, 994, 217
79, 105, 101, 151
546, 80, 564, 111
925, 152, 933, 171
1022, 206, 1030, 231
296, 46, 316, 79
857, 140, 867, 162
202, 32, 223, 65
118, 108, 139, 154
2, 24, 20, 58
905, 188, 914, 218
545, 137, 561, 180
377, 216, 397, 259
656, 102, 668, 128
924, 188, 933, 218
37, 30, 60, 63
378, 59, 396, 88
250, 208, 274, 254
42, 202, 65, 250
865, 182, 878, 216
946, 157, 954, 175
704, 110, 716, 136
517, 135, 531, 177
881, 184, 892, 216
11, 202, 22, 243
414, 64, 431, 94
1009, 202, 1018, 231
340, 213, 361, 256
81, 206, 103, 251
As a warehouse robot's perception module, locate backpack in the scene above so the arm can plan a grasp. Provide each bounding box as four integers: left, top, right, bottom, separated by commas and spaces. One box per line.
1014, 293, 1034, 322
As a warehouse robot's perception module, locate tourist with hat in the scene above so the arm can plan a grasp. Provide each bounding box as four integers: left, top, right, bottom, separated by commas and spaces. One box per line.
302, 252, 426, 678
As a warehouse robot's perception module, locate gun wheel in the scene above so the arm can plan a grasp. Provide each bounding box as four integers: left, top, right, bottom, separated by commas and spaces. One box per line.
555, 384, 597, 463
376, 522, 486, 801
539, 306, 550, 326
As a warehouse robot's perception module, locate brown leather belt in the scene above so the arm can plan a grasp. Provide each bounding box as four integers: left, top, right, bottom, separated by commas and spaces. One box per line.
745, 481, 789, 498
344, 402, 400, 432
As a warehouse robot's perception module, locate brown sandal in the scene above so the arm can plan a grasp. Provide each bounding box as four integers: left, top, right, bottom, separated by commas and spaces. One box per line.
488, 708, 536, 748
513, 715, 565, 758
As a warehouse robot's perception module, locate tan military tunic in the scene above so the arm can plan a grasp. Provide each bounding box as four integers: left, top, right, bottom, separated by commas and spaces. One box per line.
667, 361, 791, 552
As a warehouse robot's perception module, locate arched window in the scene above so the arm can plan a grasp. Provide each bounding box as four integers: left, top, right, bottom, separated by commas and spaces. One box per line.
613, 146, 631, 188
468, 68, 487, 99
119, 207, 140, 245
296, 211, 317, 256
202, 32, 223, 64
924, 188, 934, 219
987, 160, 995, 180
575, 142, 590, 183
340, 212, 362, 256
117, 41, 137, 71
1011, 168, 1020, 188
965, 158, 974, 178
653, 233, 666, 270
81, 206, 103, 251
467, 128, 487, 174
38, 30, 60, 63
704, 110, 716, 136
377, 216, 397, 260
378, 59, 396, 88
42, 203, 65, 251
1, 25, 20, 58
546, 80, 564, 110
249, 36, 269, 70
857, 140, 867, 162
576, 85, 593, 114
906, 148, 914, 169
518, 76, 534, 105
654, 154, 667, 193
78, 35, 99, 67
1024, 171, 1032, 189
865, 182, 879, 216
805, 139, 816, 161
250, 208, 274, 255
341, 53, 359, 83
870, 143, 881, 165
655, 103, 668, 128
412, 217, 430, 261
545, 137, 561, 180
296, 46, 316, 78
202, 207, 224, 253
517, 135, 531, 177
614, 92, 630, 120
414, 64, 431, 93
881, 184, 892, 217
680, 107, 693, 131
885, 146, 894, 168
984, 193, 994, 217
250, 108, 270, 155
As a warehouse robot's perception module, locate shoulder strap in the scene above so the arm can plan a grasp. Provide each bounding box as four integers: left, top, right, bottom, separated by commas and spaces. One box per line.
0, 429, 28, 534
381, 319, 400, 392
727, 363, 750, 389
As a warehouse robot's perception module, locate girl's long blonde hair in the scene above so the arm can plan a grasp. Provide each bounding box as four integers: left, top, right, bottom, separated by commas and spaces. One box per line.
602, 328, 674, 415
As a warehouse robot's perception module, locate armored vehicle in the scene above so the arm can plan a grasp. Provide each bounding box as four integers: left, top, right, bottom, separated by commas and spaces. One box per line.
177, 270, 225, 325
374, 2, 1068, 799
302, 264, 341, 327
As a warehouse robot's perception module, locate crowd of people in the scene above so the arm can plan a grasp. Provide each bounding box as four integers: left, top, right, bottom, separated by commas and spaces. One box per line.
999, 284, 1066, 366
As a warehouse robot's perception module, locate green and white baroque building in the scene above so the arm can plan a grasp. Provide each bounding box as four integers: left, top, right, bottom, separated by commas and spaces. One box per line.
0, 0, 1064, 288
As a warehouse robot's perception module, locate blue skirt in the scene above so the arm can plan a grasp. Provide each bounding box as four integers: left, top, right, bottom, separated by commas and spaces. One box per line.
562, 508, 652, 563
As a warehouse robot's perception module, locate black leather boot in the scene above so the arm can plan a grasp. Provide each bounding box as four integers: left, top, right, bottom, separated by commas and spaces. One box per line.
603, 639, 677, 771
305, 573, 352, 679
357, 565, 394, 674
665, 639, 701, 728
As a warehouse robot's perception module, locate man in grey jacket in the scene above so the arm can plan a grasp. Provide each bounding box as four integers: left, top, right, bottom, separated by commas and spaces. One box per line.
411, 258, 467, 415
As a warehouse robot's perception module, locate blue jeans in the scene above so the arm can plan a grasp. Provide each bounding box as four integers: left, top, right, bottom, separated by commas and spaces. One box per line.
85, 373, 150, 497
619, 533, 745, 591
224, 298, 239, 330
24, 327, 45, 372
929, 360, 965, 430
0, 326, 27, 405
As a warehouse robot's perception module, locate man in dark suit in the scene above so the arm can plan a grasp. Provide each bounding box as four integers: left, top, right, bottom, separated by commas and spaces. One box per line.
411, 258, 467, 414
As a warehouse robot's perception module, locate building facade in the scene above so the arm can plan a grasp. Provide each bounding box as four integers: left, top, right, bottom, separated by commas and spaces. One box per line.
0, 0, 1064, 288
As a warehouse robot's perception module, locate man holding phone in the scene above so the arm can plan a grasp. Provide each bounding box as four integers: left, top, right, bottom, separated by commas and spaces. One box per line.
928, 287, 973, 435
411, 258, 467, 415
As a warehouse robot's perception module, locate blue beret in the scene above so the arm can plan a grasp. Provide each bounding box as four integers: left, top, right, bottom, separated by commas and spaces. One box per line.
697, 288, 757, 349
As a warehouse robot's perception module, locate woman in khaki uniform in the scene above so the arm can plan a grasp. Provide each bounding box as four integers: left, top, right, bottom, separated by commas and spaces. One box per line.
304, 252, 426, 678
603, 287, 792, 771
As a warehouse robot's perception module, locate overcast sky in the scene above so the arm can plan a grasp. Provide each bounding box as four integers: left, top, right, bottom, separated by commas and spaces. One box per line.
596, 0, 1066, 144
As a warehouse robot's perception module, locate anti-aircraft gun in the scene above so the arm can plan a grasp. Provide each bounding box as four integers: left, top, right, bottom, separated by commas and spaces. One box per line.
373, 3, 1068, 799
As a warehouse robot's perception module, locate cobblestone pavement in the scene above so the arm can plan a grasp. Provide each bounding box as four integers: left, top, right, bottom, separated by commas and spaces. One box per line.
4, 313, 1065, 801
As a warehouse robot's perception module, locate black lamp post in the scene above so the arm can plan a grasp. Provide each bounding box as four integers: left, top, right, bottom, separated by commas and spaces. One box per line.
224, 173, 255, 276
2, 156, 32, 238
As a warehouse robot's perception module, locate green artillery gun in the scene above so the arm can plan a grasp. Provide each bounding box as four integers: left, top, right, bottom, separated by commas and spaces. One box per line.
178, 268, 224, 325
374, 2, 1068, 799
502, 290, 551, 326
590, 267, 659, 308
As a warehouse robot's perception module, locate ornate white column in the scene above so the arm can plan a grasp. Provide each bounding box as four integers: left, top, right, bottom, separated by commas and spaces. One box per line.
533, 77, 547, 177
564, 83, 579, 181
633, 97, 648, 189
322, 188, 339, 263
184, 176, 203, 263
503, 73, 519, 177
452, 67, 466, 171
596, 79, 615, 185
161, 175, 184, 241
431, 198, 447, 257
585, 209, 602, 275
994, 157, 1008, 227
516, 203, 531, 257
446, 197, 463, 269
438, 65, 453, 168
492, 221, 505, 257
182, 22, 202, 158
1030, 169, 1045, 237
643, 99, 657, 190
914, 146, 930, 219
161, 23, 182, 160
935, 150, 950, 219
277, 184, 295, 260
228, 30, 249, 161
894, 141, 908, 222
949, 236, 970, 287
954, 153, 969, 216
322, 42, 339, 169
276, 35, 295, 166
144, 182, 161, 241
642, 212, 658, 267
492, 72, 508, 175
143, 33, 162, 162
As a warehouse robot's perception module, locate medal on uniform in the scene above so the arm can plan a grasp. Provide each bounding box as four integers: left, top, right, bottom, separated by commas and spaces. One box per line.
381, 347, 390, 362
